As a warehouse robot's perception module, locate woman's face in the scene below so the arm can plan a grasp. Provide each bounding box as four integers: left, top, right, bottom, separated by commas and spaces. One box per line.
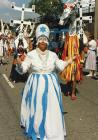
37, 37, 48, 51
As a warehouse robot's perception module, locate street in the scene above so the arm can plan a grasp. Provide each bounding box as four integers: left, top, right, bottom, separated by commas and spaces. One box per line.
0, 72, 27, 140
0, 57, 98, 140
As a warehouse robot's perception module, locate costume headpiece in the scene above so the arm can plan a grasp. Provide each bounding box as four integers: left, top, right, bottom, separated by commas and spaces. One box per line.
36, 24, 50, 45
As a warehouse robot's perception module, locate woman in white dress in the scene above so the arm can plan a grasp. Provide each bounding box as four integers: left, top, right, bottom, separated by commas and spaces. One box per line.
85, 36, 97, 77
17, 24, 75, 140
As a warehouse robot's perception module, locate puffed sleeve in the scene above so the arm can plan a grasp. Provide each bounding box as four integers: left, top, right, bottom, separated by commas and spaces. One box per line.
21, 53, 32, 73
55, 53, 69, 71
16, 53, 32, 74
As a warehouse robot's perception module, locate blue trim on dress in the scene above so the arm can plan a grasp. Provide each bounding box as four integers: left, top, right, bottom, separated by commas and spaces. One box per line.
25, 74, 40, 140
39, 75, 48, 140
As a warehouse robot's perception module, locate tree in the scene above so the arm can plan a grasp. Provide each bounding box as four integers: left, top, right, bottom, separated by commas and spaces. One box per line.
28, 0, 64, 25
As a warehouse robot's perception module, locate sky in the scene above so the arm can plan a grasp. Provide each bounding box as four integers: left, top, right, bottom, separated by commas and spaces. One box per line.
0, 0, 38, 23
0, 0, 69, 23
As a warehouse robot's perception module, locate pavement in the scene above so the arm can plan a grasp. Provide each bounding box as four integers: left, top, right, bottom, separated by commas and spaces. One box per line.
63, 76, 98, 140
0, 56, 98, 140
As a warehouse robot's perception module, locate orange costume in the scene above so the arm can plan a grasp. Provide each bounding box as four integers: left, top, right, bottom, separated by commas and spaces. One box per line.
60, 33, 81, 82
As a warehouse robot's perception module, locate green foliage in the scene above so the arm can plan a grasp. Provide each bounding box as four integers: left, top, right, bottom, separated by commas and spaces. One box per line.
29, 0, 63, 22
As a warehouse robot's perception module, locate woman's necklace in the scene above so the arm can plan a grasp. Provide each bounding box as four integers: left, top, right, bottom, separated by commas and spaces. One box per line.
36, 48, 49, 66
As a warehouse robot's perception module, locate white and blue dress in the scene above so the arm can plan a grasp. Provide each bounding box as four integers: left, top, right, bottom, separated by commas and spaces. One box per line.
20, 48, 68, 140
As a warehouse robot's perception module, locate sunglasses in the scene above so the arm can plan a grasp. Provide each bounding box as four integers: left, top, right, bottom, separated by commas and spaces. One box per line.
37, 37, 49, 44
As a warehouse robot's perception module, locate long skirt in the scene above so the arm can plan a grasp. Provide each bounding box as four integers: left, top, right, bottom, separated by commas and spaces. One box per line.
85, 50, 96, 71
20, 73, 66, 140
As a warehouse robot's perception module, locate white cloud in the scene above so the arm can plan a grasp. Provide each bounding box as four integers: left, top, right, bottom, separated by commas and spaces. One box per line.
0, 0, 11, 8
0, 12, 10, 22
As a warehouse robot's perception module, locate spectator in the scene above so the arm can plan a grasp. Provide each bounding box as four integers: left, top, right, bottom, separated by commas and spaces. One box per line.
85, 35, 97, 77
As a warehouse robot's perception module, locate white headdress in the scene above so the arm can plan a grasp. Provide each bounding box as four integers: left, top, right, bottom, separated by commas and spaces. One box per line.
36, 24, 50, 40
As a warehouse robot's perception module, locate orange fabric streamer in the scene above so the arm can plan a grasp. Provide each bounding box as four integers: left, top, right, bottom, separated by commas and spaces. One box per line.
59, 33, 81, 82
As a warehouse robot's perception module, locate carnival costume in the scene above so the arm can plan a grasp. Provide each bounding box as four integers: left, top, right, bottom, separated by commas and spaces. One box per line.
19, 24, 68, 140
60, 33, 81, 82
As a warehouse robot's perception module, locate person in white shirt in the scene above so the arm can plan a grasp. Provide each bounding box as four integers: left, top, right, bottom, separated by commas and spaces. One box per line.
17, 24, 75, 140
85, 35, 97, 77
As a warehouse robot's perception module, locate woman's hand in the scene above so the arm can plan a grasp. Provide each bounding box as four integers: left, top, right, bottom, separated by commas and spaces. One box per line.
68, 56, 77, 64
72, 55, 77, 60
67, 58, 73, 64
